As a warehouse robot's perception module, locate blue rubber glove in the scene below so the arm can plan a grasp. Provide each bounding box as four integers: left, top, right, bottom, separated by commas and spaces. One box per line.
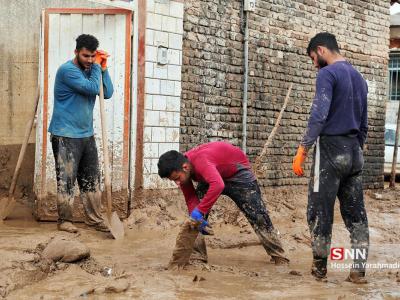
190, 208, 212, 235
190, 207, 204, 223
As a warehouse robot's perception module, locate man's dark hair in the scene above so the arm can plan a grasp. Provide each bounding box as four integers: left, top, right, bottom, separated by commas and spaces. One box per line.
307, 32, 340, 56
76, 34, 99, 51
158, 150, 188, 178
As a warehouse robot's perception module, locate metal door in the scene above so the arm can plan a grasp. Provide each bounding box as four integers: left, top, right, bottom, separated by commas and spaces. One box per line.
34, 8, 132, 221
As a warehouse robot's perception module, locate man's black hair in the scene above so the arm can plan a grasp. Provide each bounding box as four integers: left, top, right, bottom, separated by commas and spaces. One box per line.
307, 32, 340, 56
158, 150, 188, 178
76, 34, 99, 51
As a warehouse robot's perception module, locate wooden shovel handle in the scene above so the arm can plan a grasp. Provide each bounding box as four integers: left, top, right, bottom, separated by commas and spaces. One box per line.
9, 88, 40, 197
253, 83, 293, 172
98, 76, 112, 219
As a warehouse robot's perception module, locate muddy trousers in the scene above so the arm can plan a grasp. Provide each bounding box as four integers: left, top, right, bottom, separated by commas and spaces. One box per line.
51, 135, 104, 225
307, 135, 369, 276
193, 180, 288, 262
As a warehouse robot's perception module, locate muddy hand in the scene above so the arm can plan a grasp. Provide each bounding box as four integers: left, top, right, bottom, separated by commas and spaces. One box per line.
188, 219, 214, 235
190, 207, 214, 235
189, 207, 205, 230
200, 222, 214, 235
189, 208, 214, 235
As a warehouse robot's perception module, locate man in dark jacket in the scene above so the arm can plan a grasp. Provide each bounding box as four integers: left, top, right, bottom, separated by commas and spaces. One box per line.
293, 32, 369, 283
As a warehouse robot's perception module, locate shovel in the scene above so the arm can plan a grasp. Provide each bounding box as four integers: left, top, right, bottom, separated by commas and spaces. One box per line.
168, 219, 214, 269
98, 75, 124, 239
0, 88, 40, 221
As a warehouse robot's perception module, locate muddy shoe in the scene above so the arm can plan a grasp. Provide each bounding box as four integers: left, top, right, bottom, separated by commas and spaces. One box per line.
93, 222, 110, 232
311, 268, 328, 282
346, 271, 368, 284
271, 256, 290, 265
58, 221, 79, 233
311, 258, 327, 282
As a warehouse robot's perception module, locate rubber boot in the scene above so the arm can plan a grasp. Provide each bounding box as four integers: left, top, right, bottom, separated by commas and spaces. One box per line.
58, 221, 79, 233
346, 270, 367, 284
311, 257, 327, 281
257, 228, 290, 264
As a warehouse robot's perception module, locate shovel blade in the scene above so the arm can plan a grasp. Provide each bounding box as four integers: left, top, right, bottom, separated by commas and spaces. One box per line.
0, 196, 15, 221
103, 212, 125, 240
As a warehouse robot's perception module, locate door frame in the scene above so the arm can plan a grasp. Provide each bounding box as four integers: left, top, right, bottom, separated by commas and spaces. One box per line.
36, 8, 137, 220
40, 8, 132, 199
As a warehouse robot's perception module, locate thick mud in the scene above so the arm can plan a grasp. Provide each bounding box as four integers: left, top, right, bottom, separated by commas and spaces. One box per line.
0, 187, 399, 299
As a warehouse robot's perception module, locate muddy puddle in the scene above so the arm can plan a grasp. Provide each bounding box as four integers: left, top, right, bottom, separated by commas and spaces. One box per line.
0, 188, 399, 299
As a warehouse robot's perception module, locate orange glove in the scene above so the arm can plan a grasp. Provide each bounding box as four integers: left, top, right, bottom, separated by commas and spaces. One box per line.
94, 50, 109, 71
292, 145, 307, 176
94, 51, 103, 65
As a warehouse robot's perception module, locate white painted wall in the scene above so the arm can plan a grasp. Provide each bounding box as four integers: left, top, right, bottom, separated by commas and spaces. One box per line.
386, 100, 399, 125
143, 0, 183, 189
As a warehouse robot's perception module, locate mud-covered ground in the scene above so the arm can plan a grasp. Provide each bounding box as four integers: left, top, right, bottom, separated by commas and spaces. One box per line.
0, 187, 399, 299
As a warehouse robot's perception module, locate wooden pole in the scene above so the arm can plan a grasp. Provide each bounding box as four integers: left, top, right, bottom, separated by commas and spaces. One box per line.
253, 83, 293, 172
98, 76, 112, 219
0, 88, 40, 220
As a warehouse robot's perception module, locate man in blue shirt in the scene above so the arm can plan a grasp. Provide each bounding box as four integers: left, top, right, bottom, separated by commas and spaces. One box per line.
49, 34, 114, 233
292, 32, 369, 284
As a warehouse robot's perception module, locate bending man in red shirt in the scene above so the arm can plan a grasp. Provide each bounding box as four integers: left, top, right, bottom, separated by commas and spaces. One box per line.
158, 141, 289, 264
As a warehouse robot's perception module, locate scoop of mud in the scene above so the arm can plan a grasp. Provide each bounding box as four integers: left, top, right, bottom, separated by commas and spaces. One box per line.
41, 235, 90, 263
0, 233, 128, 298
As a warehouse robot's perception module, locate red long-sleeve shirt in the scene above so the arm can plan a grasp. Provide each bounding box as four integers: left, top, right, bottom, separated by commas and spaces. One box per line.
181, 141, 254, 214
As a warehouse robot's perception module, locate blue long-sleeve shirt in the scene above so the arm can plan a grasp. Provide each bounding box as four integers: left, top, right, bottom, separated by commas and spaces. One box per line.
301, 61, 368, 148
48, 60, 114, 138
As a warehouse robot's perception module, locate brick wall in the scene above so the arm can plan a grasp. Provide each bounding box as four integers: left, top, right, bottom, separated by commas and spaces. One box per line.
181, 0, 390, 189
143, 0, 184, 188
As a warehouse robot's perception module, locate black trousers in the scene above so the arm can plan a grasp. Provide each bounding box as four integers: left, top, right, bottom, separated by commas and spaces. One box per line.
51, 135, 104, 225
195, 180, 288, 260
308, 135, 369, 274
